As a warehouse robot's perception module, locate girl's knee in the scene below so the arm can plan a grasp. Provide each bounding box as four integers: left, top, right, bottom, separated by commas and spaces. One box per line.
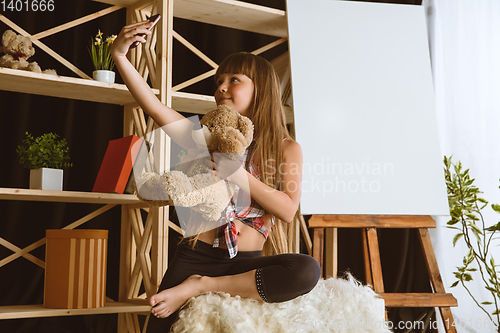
261, 254, 321, 303
288, 254, 321, 294
299, 254, 321, 288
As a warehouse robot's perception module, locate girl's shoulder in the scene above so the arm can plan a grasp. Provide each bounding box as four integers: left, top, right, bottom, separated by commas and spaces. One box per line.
282, 138, 302, 160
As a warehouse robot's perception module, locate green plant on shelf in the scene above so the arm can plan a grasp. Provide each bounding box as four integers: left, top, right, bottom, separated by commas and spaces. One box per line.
17, 132, 73, 170
88, 30, 117, 71
444, 155, 500, 331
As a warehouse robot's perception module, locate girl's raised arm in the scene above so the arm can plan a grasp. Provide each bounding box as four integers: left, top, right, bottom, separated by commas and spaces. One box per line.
111, 20, 196, 150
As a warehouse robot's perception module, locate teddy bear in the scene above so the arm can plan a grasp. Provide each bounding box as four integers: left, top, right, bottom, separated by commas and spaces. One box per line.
135, 104, 254, 223
0, 30, 57, 75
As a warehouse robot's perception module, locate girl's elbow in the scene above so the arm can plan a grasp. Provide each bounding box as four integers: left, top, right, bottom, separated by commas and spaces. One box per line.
281, 206, 299, 223
272, 210, 294, 223
284, 199, 301, 223
273, 194, 300, 222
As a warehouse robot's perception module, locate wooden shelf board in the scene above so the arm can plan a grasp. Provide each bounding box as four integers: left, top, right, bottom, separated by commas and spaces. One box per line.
0, 67, 159, 105
172, 91, 215, 114
93, 0, 287, 37
171, 91, 294, 123
0, 188, 142, 205
0, 302, 150, 320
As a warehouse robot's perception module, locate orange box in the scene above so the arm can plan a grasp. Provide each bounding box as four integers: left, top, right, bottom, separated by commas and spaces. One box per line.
44, 229, 108, 309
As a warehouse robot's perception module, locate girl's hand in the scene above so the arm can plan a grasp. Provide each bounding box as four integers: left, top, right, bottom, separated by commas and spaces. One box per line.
201, 151, 245, 185
111, 20, 153, 58
205, 152, 246, 184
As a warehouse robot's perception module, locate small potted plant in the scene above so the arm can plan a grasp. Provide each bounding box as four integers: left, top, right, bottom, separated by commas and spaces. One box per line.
88, 30, 117, 83
17, 132, 73, 191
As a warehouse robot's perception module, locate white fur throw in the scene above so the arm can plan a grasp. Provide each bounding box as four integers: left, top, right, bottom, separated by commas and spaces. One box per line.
171, 273, 391, 333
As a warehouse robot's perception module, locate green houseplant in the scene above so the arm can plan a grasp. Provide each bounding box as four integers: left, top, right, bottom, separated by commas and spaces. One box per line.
88, 30, 117, 83
444, 155, 500, 331
17, 132, 72, 190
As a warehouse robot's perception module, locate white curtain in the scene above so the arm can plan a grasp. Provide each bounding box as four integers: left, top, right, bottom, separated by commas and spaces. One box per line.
424, 0, 500, 332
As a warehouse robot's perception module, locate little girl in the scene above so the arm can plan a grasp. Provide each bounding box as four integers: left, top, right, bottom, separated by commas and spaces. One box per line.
111, 20, 321, 332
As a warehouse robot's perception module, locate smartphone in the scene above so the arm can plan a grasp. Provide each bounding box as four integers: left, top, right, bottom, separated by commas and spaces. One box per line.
129, 14, 161, 49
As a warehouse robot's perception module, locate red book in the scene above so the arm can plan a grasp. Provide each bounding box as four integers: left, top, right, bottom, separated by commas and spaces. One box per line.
92, 135, 143, 194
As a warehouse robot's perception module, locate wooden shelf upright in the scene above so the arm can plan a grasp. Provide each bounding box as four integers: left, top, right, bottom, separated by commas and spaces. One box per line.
309, 214, 458, 333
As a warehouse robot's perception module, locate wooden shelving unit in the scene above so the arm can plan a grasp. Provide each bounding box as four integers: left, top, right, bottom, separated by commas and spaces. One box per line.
0, 1, 291, 331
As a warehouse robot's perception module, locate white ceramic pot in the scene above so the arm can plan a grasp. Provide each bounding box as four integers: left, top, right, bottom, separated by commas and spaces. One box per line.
30, 168, 63, 191
93, 70, 115, 83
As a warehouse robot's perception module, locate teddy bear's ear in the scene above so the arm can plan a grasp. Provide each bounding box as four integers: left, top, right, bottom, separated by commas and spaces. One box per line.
216, 104, 241, 118
2, 30, 17, 47
199, 108, 217, 127
238, 116, 254, 145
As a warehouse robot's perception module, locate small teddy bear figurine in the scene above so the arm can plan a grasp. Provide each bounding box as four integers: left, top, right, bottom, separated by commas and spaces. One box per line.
0, 30, 57, 75
135, 104, 254, 223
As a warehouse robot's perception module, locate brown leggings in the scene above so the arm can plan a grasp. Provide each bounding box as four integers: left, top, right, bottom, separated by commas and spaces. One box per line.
146, 240, 321, 332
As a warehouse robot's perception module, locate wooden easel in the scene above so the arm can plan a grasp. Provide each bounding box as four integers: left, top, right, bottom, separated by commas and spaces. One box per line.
309, 214, 458, 333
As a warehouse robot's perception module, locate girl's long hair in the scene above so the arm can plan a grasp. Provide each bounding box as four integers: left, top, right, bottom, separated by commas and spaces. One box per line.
215, 52, 292, 256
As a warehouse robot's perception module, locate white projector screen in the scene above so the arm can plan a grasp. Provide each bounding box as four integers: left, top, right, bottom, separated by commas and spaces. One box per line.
287, 0, 449, 215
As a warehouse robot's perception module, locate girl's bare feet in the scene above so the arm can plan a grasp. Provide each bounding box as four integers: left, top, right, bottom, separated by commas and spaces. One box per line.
149, 274, 203, 318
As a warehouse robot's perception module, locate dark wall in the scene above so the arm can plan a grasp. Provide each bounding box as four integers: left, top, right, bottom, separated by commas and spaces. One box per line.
0, 1, 433, 332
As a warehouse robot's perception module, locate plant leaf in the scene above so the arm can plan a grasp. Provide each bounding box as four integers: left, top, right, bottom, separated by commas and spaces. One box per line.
486, 286, 497, 293
453, 233, 464, 247
485, 223, 500, 232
